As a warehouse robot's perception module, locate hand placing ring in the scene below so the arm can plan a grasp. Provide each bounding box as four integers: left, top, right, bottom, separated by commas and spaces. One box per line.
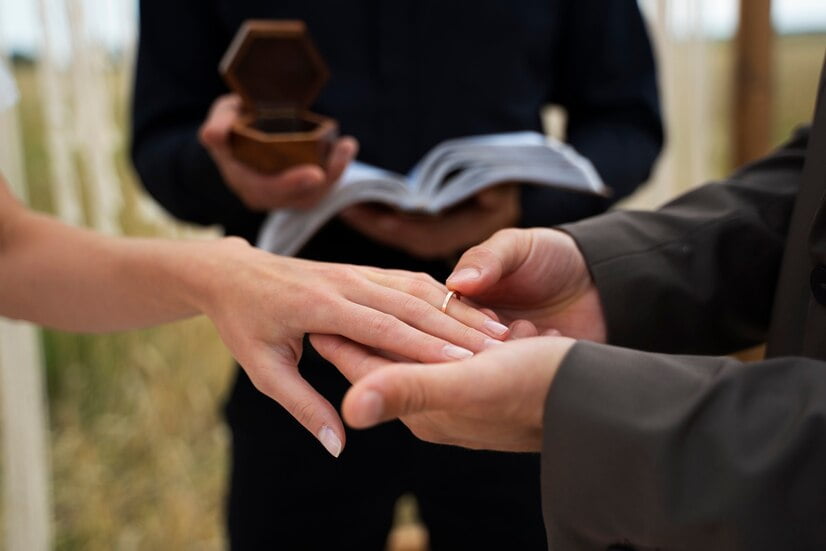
441, 290, 461, 313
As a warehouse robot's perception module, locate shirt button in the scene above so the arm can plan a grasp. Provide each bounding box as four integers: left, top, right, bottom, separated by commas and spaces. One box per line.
812, 265, 826, 306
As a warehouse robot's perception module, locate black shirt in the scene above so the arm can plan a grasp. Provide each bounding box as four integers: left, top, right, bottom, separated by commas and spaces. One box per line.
131, 0, 663, 270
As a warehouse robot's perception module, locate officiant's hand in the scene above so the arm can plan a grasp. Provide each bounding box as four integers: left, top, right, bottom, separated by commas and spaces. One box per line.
199, 94, 358, 211
339, 185, 520, 260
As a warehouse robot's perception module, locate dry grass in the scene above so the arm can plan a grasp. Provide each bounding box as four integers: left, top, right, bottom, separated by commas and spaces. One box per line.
2, 32, 825, 550
9, 65, 233, 550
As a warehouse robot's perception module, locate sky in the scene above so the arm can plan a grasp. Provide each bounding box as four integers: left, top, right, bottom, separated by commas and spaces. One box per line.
0, 0, 825, 56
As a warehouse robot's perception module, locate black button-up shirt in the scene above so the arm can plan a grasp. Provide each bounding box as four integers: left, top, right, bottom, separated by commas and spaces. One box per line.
132, 0, 662, 272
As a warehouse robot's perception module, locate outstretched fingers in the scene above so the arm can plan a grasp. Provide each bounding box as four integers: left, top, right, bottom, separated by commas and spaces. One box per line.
332, 301, 477, 362
310, 334, 391, 383
357, 269, 510, 341
242, 343, 346, 457
311, 334, 463, 429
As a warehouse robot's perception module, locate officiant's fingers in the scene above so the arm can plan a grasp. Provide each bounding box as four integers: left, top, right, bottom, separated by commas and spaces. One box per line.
356, 271, 509, 340
475, 184, 514, 209
199, 94, 242, 151
330, 302, 477, 362
243, 345, 346, 458
325, 137, 359, 185
310, 334, 392, 384
259, 165, 329, 209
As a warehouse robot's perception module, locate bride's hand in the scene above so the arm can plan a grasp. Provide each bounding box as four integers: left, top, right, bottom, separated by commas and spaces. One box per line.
189, 238, 511, 457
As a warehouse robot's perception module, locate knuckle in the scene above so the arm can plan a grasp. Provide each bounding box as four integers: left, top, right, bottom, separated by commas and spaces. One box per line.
290, 398, 319, 429
367, 312, 398, 339
402, 376, 429, 415
248, 371, 277, 399
404, 278, 434, 300
333, 265, 363, 287
417, 273, 439, 286
222, 236, 250, 249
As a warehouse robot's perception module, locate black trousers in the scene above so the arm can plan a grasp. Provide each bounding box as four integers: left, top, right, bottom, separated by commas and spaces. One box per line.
224, 342, 547, 550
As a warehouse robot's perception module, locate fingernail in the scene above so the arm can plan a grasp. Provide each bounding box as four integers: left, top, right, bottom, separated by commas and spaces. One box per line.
547, 329, 562, 336
357, 390, 385, 426
317, 426, 343, 458
483, 319, 509, 337
484, 338, 503, 348
443, 344, 474, 360
447, 268, 481, 285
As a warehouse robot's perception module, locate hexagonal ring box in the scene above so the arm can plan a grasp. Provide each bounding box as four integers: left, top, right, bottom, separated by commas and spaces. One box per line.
220, 20, 339, 174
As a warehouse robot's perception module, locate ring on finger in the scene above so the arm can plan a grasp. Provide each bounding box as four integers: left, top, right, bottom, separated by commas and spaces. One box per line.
440, 290, 461, 314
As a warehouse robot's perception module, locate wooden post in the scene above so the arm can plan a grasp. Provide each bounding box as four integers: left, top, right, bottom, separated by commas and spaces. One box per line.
734, 0, 774, 166
0, 321, 52, 551
0, 56, 53, 551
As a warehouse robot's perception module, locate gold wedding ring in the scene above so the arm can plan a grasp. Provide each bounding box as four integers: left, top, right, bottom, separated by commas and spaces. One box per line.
440, 290, 461, 313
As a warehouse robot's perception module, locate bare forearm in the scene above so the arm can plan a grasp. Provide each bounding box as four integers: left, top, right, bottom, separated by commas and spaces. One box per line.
0, 208, 218, 332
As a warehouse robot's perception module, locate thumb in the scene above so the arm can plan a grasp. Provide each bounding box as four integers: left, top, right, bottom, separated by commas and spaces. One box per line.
342, 361, 468, 428
199, 94, 241, 152
241, 343, 346, 458
446, 228, 530, 296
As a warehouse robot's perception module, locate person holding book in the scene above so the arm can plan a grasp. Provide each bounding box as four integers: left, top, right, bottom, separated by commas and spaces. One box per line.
313, 58, 826, 550
0, 63, 501, 460
131, 1, 663, 548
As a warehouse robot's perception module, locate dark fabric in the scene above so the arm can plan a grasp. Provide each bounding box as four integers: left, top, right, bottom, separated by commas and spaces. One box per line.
543, 55, 826, 549
131, 0, 663, 241
544, 343, 826, 550
561, 128, 808, 355
131, 1, 662, 548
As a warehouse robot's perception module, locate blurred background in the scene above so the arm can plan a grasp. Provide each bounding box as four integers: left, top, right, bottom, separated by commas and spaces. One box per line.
0, 1, 824, 549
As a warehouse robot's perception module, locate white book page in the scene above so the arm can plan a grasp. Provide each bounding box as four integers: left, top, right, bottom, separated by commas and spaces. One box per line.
257, 133, 608, 255
429, 136, 607, 211
411, 132, 547, 196
257, 161, 414, 256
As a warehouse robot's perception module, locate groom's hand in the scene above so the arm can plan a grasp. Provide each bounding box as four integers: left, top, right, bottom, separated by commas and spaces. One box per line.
311, 333, 575, 452
446, 228, 607, 342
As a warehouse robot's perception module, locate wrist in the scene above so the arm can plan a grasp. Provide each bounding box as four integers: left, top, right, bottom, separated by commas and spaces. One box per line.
167, 237, 252, 317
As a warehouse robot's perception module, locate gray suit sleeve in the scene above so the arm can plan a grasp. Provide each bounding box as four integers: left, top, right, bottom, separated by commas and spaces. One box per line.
541, 341, 826, 550
560, 129, 809, 355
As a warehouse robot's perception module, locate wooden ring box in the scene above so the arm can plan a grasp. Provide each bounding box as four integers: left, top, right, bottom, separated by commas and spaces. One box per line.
220, 20, 338, 174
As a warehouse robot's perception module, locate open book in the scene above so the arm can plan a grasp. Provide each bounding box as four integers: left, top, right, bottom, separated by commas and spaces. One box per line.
257, 132, 608, 256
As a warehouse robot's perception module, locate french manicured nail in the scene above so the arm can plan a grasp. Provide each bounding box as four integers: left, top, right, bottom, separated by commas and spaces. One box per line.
483, 319, 509, 337
317, 426, 343, 458
357, 390, 385, 426
447, 268, 481, 285
443, 344, 474, 360
484, 338, 503, 348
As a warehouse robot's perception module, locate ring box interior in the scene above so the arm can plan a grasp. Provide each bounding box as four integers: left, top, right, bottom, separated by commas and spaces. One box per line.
220, 20, 338, 174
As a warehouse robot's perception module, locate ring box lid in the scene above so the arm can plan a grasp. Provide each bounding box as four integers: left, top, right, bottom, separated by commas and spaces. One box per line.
220, 20, 329, 113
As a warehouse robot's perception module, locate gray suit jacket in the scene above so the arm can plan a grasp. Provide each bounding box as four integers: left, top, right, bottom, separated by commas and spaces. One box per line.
542, 54, 826, 550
